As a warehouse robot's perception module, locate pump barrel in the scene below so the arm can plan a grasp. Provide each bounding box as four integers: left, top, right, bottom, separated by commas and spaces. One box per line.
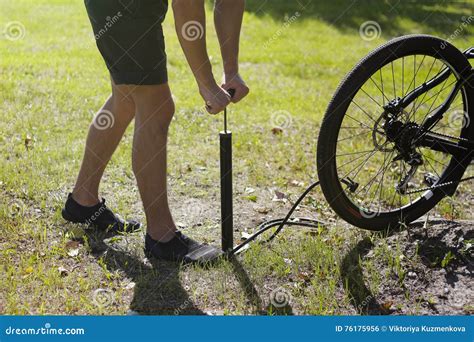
220, 131, 233, 252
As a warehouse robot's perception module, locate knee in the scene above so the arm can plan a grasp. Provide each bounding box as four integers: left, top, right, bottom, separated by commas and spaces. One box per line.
156, 98, 175, 131
133, 85, 175, 134
111, 85, 136, 122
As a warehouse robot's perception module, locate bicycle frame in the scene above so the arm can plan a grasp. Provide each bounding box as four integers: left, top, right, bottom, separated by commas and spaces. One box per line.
391, 47, 474, 156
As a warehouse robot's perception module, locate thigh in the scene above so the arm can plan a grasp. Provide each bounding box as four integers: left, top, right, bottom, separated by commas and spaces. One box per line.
84, 0, 169, 85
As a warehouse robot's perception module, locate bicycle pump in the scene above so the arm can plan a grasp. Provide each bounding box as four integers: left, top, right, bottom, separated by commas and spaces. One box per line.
218, 89, 324, 256
220, 89, 235, 253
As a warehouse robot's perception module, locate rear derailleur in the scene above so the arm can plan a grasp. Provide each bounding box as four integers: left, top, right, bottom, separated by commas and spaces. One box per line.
382, 99, 425, 194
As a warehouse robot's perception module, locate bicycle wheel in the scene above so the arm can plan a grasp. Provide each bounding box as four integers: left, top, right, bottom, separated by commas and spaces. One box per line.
317, 35, 472, 231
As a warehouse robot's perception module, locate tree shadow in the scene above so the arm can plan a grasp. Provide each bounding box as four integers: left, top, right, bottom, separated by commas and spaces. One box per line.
245, 0, 473, 38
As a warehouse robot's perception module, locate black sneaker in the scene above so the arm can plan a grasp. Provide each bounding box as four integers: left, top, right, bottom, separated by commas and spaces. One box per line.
145, 231, 223, 264
62, 193, 141, 233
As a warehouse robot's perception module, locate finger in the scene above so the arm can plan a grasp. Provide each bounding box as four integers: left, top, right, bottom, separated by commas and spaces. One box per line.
217, 96, 231, 109
208, 102, 223, 114
231, 87, 249, 103
211, 107, 223, 114
230, 89, 242, 103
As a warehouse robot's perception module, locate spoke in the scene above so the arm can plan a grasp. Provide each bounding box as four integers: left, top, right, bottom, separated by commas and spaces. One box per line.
340, 148, 381, 181
369, 74, 391, 105
412, 76, 452, 142
388, 168, 399, 210
336, 149, 376, 157
422, 152, 443, 180
401, 162, 414, 206
407, 57, 438, 123
337, 130, 370, 143
359, 86, 383, 107
351, 99, 378, 123
402, 57, 405, 97
391, 61, 396, 99
380, 67, 385, 106
337, 148, 379, 170
344, 113, 375, 130
376, 151, 391, 212
422, 152, 448, 169
405, 55, 426, 100
356, 150, 394, 198
418, 78, 455, 111
340, 126, 372, 130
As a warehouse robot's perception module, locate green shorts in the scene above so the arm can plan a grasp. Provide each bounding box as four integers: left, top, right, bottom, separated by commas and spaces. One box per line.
84, 0, 168, 85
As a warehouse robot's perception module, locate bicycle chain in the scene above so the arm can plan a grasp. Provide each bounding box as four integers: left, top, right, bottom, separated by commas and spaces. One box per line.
406, 175, 474, 194
405, 129, 473, 194
421, 129, 469, 143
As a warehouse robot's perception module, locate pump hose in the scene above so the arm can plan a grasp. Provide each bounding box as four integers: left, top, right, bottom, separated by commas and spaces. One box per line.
230, 180, 324, 254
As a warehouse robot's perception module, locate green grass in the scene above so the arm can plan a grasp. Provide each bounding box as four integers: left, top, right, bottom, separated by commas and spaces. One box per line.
1, 0, 473, 315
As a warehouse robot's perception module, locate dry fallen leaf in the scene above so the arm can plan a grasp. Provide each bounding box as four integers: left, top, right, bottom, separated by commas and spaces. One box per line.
297, 271, 312, 283
24, 135, 33, 150
289, 180, 304, 187
65, 240, 80, 250
380, 301, 393, 311
273, 190, 287, 202
254, 206, 271, 214
271, 127, 283, 135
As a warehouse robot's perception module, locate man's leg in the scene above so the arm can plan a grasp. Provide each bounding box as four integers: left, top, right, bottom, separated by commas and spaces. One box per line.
131, 83, 176, 242
72, 82, 135, 206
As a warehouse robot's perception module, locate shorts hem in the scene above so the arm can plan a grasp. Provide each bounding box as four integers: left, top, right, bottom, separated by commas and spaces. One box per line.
110, 70, 168, 85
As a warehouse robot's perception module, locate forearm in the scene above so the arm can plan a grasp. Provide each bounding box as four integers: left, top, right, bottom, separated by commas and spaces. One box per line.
172, 0, 215, 88
214, 0, 245, 76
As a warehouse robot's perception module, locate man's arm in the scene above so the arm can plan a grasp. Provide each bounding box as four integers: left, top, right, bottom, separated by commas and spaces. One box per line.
172, 0, 230, 114
214, 0, 249, 103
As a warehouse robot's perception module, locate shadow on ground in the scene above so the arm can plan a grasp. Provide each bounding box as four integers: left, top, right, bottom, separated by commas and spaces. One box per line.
245, 0, 473, 37
84, 231, 203, 315
83, 231, 291, 315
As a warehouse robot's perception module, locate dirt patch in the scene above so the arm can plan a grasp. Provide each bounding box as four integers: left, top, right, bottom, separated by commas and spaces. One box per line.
353, 219, 473, 315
